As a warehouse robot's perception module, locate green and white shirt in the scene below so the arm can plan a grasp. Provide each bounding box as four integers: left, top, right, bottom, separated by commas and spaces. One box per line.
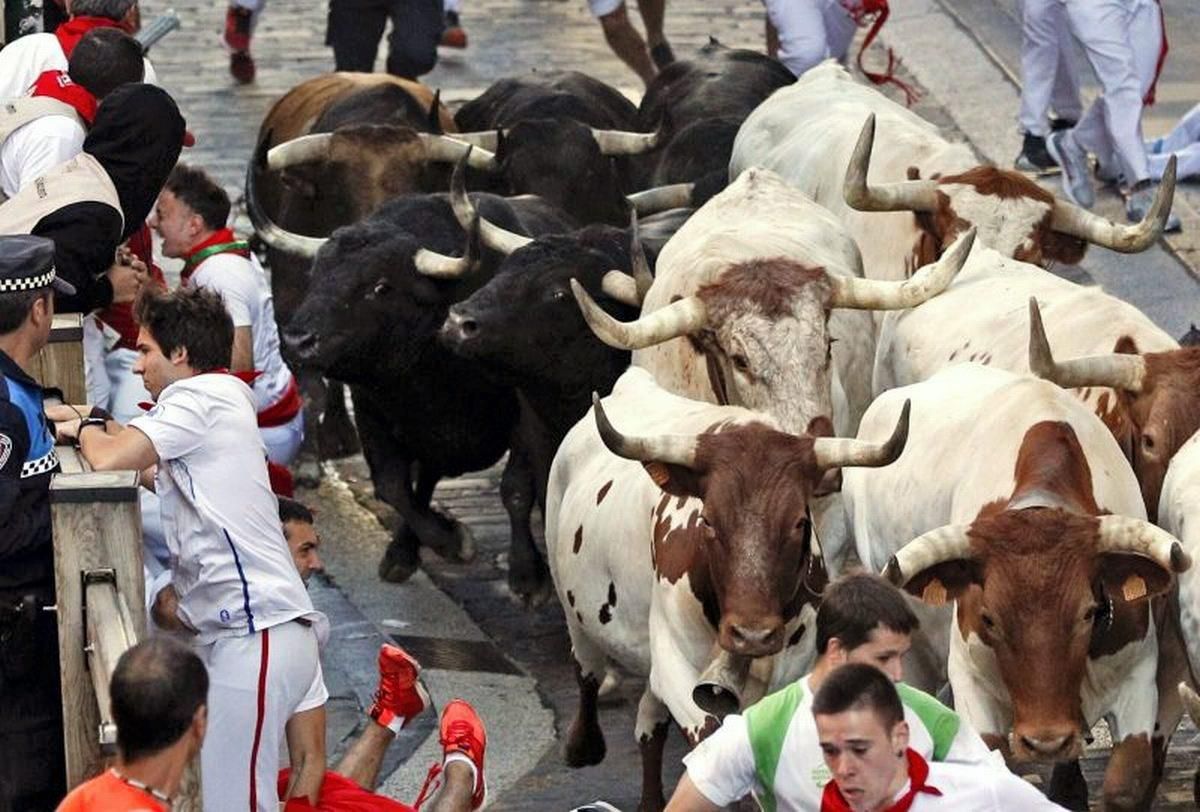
682, 675, 997, 812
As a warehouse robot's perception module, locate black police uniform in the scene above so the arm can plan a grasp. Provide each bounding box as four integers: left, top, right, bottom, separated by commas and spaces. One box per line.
0, 236, 75, 811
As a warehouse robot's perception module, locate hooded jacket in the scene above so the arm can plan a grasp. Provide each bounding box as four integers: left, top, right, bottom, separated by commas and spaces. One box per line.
0, 83, 184, 312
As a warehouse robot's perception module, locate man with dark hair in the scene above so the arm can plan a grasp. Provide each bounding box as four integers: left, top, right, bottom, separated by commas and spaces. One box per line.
150, 162, 304, 465
56, 285, 327, 811
0, 234, 77, 809
812, 664, 1064, 811
668, 573, 993, 811
279, 496, 324, 584
1, 27, 146, 199
57, 637, 208, 811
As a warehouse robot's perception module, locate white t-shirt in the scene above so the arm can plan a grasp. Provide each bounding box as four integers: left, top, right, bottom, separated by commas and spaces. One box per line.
0, 32, 157, 100
837, 758, 1067, 811
129, 374, 324, 645
683, 675, 998, 812
188, 252, 294, 413
0, 113, 85, 197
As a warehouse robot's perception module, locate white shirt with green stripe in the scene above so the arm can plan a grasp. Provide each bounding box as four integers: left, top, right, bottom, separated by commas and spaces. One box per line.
682, 674, 997, 812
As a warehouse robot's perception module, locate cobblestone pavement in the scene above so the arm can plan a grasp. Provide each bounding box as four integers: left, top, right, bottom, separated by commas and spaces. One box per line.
132, 0, 1200, 807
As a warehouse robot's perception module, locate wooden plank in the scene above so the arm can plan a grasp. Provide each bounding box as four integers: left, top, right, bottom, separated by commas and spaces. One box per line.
50, 470, 144, 788
31, 313, 86, 404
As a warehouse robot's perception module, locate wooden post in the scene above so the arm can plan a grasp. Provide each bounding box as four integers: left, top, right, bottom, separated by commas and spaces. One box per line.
32, 313, 86, 404
50, 469, 144, 788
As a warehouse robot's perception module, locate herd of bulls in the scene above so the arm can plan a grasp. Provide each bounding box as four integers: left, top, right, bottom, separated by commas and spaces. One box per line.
243, 41, 1199, 812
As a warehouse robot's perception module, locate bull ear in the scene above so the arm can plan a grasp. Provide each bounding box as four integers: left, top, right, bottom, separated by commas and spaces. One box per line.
642, 462, 702, 500
1098, 553, 1175, 604
895, 560, 982, 607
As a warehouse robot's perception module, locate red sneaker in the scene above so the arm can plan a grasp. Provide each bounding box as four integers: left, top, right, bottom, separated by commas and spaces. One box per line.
440, 700, 486, 809
367, 644, 430, 734
230, 50, 256, 84
440, 25, 467, 48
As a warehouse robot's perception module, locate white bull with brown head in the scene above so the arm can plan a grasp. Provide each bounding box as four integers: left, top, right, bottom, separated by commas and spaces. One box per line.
546, 366, 910, 810
729, 62, 1174, 286
845, 363, 1189, 810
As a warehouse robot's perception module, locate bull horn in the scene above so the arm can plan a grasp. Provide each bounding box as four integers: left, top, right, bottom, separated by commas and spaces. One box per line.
1027, 298, 1147, 392
267, 133, 333, 170
447, 131, 502, 152
882, 524, 974, 586
1049, 156, 1176, 253
1179, 683, 1200, 728
413, 215, 481, 279
844, 114, 939, 213
417, 133, 500, 171
692, 650, 752, 718
449, 150, 534, 255
630, 209, 654, 301
600, 272, 640, 307
591, 128, 660, 155
627, 183, 694, 216
830, 227, 975, 310
571, 279, 706, 350
591, 391, 697, 467
813, 400, 911, 470
1095, 515, 1191, 573
246, 140, 328, 260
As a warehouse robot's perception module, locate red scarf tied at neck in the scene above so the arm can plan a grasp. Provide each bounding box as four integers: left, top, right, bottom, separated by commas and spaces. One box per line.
54, 15, 124, 57
180, 228, 251, 284
30, 69, 97, 125
821, 749, 943, 812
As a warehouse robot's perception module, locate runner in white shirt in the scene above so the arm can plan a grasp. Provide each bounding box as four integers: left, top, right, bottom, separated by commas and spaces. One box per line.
54, 286, 327, 812
0, 28, 145, 198
668, 573, 996, 812
812, 663, 1064, 811
149, 162, 304, 465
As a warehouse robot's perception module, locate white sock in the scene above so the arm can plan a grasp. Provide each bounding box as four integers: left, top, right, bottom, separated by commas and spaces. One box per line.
443, 752, 479, 794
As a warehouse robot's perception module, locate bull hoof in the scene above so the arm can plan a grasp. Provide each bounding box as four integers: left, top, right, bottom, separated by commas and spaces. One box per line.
426, 521, 476, 564
378, 533, 421, 583
294, 456, 323, 489
509, 557, 553, 608
1048, 761, 1089, 811
318, 412, 360, 460
565, 714, 606, 767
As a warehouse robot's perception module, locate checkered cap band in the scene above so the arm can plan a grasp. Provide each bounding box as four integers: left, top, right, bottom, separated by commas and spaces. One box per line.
22, 447, 58, 478
0, 268, 55, 293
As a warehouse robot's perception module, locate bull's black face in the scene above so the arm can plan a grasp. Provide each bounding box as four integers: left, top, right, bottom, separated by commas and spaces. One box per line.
285, 216, 465, 384
500, 120, 632, 227
440, 234, 634, 398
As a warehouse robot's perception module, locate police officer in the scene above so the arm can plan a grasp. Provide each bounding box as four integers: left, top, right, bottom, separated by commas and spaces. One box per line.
0, 234, 76, 809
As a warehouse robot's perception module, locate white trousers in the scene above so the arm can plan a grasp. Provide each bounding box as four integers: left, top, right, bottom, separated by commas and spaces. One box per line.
198, 622, 327, 812
260, 408, 305, 466
1065, 0, 1155, 184
1148, 103, 1200, 180
1017, 0, 1083, 135
763, 0, 859, 78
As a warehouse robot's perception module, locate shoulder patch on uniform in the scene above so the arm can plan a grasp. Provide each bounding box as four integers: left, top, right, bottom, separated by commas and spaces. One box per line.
0, 433, 11, 469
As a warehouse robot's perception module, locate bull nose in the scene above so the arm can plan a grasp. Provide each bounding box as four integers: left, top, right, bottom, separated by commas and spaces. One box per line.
1016, 731, 1079, 760
284, 327, 318, 358
441, 310, 479, 344
723, 621, 784, 657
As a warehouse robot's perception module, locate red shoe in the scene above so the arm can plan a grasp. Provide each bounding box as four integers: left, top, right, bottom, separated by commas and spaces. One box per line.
367, 644, 430, 734
440, 26, 467, 48
230, 50, 256, 84
414, 700, 487, 811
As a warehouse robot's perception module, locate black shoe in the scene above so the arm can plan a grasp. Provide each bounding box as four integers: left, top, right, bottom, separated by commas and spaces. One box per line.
650, 41, 674, 70
1015, 133, 1058, 174
1049, 116, 1078, 132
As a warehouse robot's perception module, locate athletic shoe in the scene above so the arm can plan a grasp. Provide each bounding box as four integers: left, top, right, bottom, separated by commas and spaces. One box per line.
367, 644, 430, 734
1094, 159, 1122, 187
1014, 133, 1058, 175
650, 41, 675, 70
1126, 182, 1181, 233
1046, 130, 1095, 209
230, 50, 256, 84
440, 700, 487, 809
1049, 116, 1077, 132
440, 11, 467, 48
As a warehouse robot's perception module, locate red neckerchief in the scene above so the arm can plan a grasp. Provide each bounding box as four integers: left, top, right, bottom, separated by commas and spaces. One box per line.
180, 228, 252, 285
840, 0, 920, 107
821, 749, 943, 812
29, 69, 97, 125
54, 16, 123, 57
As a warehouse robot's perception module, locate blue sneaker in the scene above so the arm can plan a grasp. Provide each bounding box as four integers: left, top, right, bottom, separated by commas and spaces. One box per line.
1046, 130, 1095, 209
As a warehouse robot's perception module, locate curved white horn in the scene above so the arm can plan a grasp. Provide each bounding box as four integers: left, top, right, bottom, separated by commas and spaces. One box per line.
844, 114, 939, 213
447, 131, 502, 152
592, 392, 698, 467
1050, 156, 1176, 253
1027, 298, 1147, 392
1095, 515, 1191, 573
831, 227, 975, 310
600, 271, 640, 307
629, 209, 654, 301
245, 150, 328, 259
417, 133, 500, 171
882, 524, 974, 587
591, 128, 660, 155
448, 150, 534, 255
571, 279, 706, 350
813, 400, 910, 470
627, 183, 694, 216
267, 133, 333, 170
413, 215, 480, 279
